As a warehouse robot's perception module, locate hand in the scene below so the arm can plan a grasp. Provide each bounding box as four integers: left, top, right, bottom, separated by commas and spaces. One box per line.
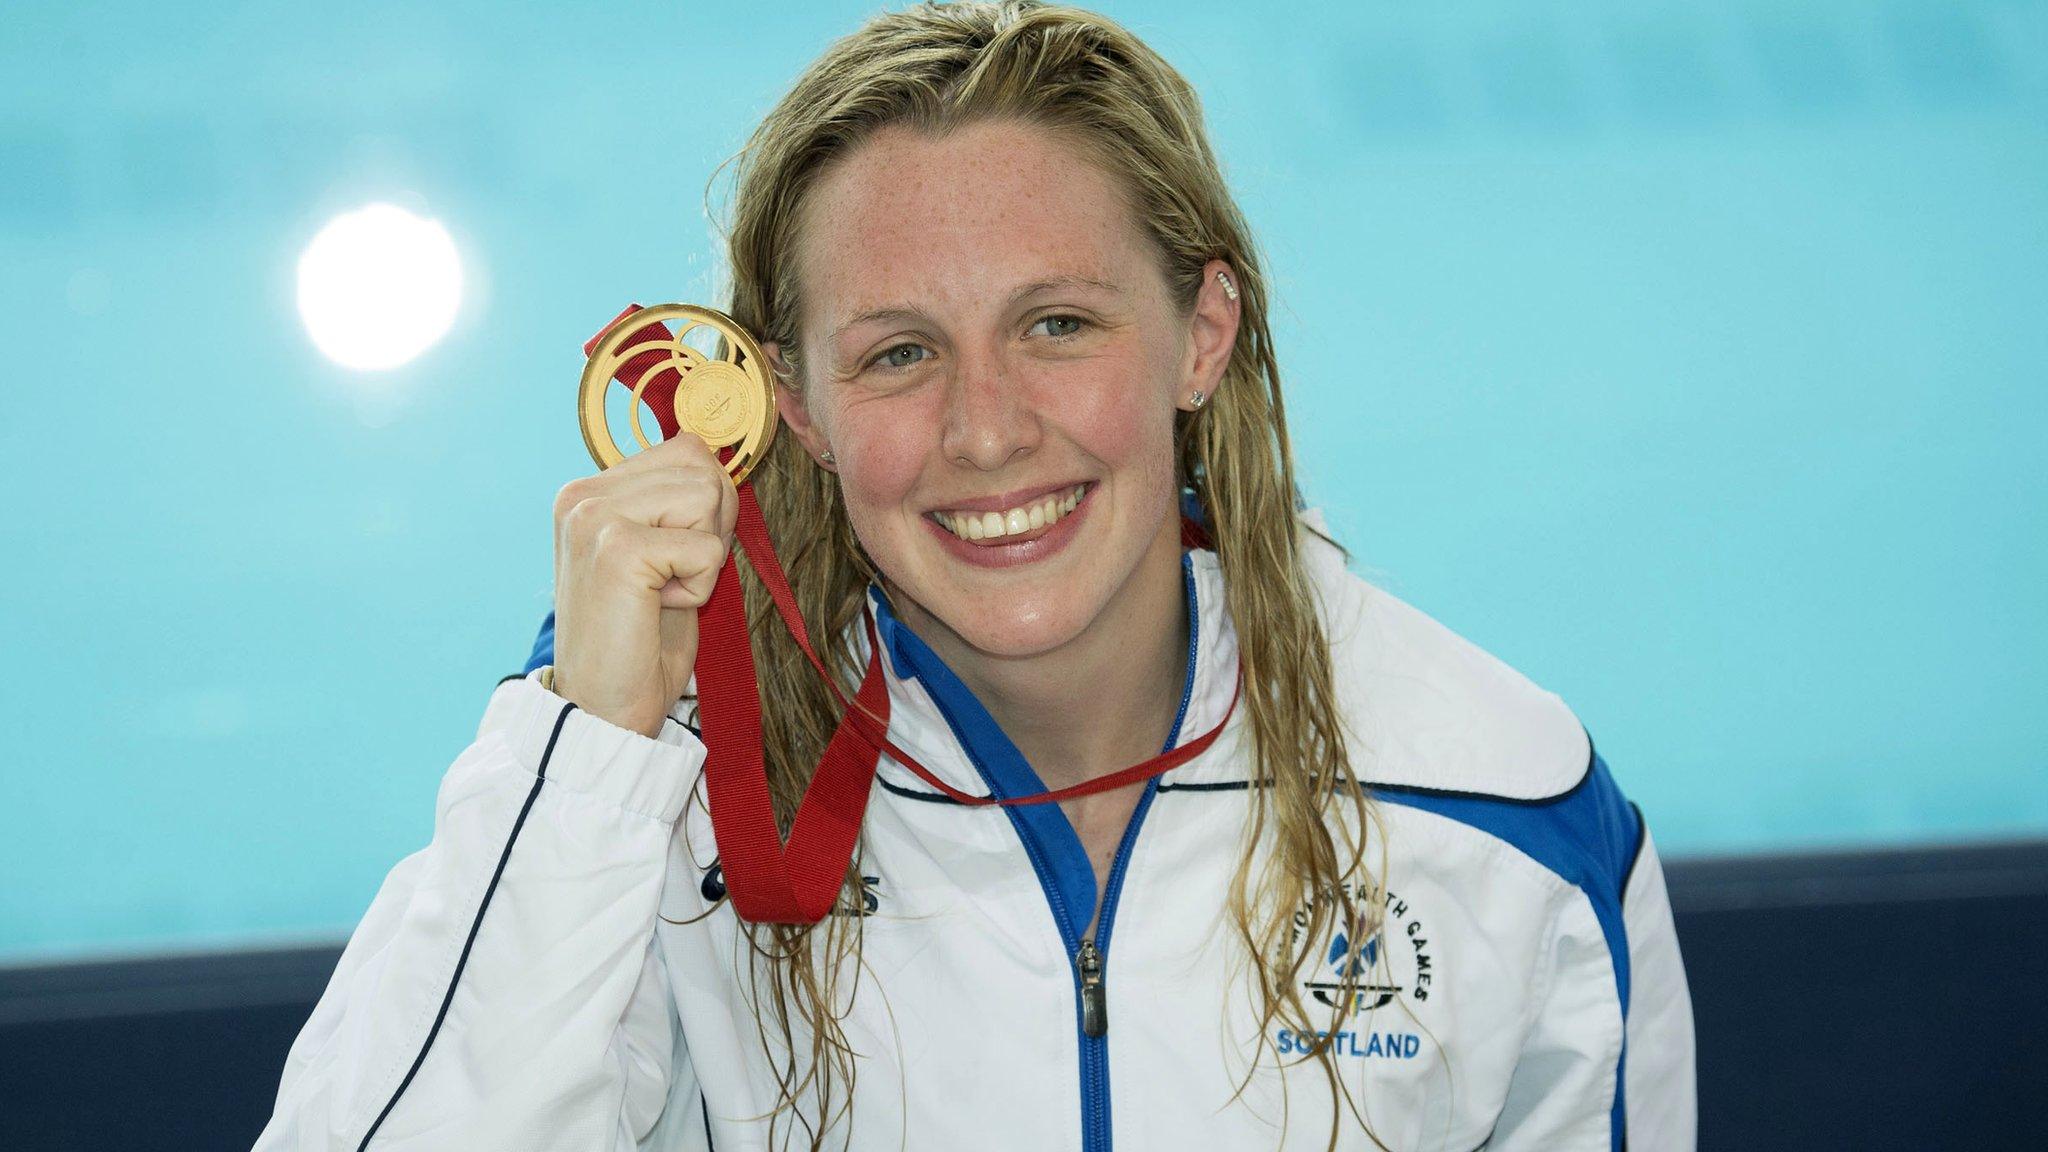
550, 433, 739, 739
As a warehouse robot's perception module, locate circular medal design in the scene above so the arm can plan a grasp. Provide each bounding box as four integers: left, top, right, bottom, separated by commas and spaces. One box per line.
578, 303, 778, 483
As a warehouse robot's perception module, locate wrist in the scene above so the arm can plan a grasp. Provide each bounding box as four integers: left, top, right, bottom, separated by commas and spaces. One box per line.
538, 666, 667, 742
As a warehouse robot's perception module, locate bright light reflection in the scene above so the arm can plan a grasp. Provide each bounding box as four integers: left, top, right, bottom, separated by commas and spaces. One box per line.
296, 202, 463, 371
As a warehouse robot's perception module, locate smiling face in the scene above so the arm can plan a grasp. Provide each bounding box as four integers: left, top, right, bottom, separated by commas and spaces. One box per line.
770, 117, 1235, 665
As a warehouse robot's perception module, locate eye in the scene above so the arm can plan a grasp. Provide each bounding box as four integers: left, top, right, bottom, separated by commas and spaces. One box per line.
1031, 314, 1087, 340
871, 342, 931, 371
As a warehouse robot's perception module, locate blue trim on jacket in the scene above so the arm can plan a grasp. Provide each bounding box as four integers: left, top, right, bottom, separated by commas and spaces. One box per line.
872, 555, 1201, 1152
868, 552, 1200, 934
522, 611, 555, 674
1373, 750, 1643, 1152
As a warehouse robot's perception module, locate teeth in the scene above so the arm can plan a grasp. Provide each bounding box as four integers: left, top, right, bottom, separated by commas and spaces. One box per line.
935, 485, 1087, 544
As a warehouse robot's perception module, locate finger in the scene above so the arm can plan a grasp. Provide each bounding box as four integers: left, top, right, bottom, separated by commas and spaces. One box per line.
598, 424, 723, 479
656, 571, 724, 611
714, 457, 739, 538
590, 521, 729, 605
625, 444, 738, 539
561, 469, 736, 541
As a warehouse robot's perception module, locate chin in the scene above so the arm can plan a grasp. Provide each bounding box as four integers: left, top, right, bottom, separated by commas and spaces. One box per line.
919, 582, 1101, 659
871, 534, 1127, 661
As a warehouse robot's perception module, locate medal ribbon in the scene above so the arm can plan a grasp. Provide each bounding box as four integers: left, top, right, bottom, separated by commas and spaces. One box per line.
588, 308, 1241, 924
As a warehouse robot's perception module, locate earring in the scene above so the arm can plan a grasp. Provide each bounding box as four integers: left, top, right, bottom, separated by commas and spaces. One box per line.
1216, 270, 1238, 301
1188, 390, 1206, 409
821, 449, 836, 466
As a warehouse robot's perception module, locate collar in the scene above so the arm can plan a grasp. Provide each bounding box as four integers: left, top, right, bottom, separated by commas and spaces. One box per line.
856, 549, 1242, 800
833, 511, 1588, 804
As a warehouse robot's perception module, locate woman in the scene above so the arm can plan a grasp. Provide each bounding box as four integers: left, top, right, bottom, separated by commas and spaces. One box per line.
256, 3, 1695, 1150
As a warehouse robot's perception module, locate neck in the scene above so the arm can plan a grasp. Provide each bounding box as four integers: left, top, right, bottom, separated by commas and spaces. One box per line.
892, 519, 1190, 792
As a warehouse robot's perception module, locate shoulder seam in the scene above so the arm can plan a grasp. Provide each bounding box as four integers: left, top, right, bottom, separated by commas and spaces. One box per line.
1621, 800, 1648, 899
1367, 729, 1599, 808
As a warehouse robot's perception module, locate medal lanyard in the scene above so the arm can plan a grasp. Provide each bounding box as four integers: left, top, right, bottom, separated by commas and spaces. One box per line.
587, 306, 1242, 924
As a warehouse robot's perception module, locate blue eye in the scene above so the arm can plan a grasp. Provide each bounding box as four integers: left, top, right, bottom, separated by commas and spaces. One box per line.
875, 343, 930, 370
1033, 315, 1086, 339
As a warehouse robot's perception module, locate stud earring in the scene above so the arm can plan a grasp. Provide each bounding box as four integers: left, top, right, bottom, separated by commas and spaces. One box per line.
821, 449, 836, 466
1216, 270, 1238, 301
1188, 390, 1206, 409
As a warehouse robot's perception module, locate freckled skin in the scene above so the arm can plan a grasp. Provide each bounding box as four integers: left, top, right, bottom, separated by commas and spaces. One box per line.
776, 118, 1190, 666
768, 119, 1241, 914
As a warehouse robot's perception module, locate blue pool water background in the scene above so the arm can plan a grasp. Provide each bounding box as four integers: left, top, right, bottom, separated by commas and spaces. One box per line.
2, 0, 2044, 961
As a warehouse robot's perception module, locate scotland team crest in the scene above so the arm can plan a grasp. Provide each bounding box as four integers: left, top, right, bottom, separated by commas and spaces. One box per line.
1305, 928, 1403, 1012
1277, 884, 1438, 1060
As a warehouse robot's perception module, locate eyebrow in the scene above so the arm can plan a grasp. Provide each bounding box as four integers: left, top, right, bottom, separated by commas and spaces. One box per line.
827, 274, 1126, 343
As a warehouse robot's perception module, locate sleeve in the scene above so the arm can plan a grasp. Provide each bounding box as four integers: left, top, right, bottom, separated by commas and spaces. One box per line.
252, 673, 706, 1151
1619, 819, 1698, 1151
1486, 764, 1697, 1151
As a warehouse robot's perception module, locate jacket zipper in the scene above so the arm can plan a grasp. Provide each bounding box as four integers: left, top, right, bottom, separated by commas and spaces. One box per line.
1069, 776, 1164, 1150
1075, 938, 1107, 1037
911, 557, 1200, 1152
1066, 557, 1200, 1150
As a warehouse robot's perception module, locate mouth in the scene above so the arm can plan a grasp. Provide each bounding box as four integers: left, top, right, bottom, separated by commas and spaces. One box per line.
927, 482, 1091, 546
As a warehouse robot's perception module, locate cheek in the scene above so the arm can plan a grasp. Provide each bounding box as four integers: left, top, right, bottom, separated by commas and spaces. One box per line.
827, 398, 929, 519
1055, 354, 1180, 479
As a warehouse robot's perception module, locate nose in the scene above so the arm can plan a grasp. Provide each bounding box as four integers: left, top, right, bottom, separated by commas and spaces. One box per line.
939, 345, 1040, 472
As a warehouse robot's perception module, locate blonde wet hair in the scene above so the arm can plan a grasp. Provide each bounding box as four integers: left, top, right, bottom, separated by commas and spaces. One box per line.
694, 3, 1387, 1147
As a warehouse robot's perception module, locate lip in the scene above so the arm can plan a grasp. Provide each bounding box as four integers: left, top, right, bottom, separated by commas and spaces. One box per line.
924, 480, 1092, 516
923, 482, 1095, 569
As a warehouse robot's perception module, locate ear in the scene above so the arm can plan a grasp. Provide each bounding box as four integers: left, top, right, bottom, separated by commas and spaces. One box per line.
1177, 258, 1242, 412
763, 340, 835, 470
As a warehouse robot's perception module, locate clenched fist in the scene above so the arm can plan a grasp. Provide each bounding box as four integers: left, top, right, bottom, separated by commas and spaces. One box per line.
550, 432, 739, 739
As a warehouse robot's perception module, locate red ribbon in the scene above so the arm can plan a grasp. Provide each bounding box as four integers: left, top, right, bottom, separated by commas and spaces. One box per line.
587, 306, 1240, 924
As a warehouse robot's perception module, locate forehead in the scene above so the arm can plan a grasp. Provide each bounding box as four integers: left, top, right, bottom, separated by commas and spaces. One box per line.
797, 119, 1150, 323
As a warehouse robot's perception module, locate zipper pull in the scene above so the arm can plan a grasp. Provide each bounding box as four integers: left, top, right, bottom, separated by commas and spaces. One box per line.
1076, 938, 1107, 1038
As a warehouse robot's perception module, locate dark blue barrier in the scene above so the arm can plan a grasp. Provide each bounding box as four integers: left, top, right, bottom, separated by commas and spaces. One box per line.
4, 840, 2043, 1150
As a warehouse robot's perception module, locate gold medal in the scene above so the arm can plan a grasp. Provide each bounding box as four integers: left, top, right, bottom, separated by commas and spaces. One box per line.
578, 303, 778, 483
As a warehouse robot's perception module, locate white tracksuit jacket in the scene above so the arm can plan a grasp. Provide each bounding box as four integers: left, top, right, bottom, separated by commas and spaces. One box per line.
255, 517, 1697, 1151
